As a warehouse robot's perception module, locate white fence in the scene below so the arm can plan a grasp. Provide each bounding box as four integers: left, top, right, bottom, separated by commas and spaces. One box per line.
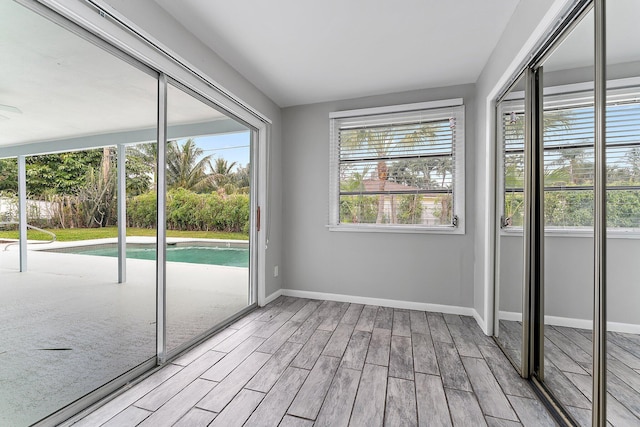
0, 197, 55, 222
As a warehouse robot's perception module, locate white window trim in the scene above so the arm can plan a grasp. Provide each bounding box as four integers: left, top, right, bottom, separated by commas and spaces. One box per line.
328, 99, 465, 234
498, 77, 640, 237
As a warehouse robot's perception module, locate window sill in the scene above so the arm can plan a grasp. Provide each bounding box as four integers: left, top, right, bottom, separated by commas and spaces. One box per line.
327, 224, 465, 235
500, 227, 640, 239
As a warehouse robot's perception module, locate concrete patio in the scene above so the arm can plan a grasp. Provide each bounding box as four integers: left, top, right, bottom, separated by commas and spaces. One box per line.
0, 245, 249, 426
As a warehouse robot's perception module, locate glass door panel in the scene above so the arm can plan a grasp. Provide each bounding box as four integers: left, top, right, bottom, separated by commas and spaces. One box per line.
165, 82, 253, 354
495, 74, 527, 372
606, 1, 640, 425
0, 157, 19, 271
539, 8, 595, 425
0, 2, 158, 425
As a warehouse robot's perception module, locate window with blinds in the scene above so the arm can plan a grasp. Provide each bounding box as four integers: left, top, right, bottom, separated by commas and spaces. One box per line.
329, 101, 465, 231
500, 86, 640, 230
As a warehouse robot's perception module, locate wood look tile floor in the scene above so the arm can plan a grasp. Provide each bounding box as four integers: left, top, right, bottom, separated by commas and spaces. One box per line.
72, 298, 557, 427
497, 319, 640, 427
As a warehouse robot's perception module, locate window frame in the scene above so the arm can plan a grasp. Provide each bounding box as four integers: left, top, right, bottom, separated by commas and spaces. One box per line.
328, 99, 465, 234
498, 78, 640, 238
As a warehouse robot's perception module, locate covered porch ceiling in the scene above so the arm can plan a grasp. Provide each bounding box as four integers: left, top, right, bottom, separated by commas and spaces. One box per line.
0, 1, 246, 158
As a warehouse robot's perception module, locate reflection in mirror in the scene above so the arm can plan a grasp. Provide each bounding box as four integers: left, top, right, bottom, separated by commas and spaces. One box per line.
540, 8, 595, 425
606, 1, 640, 425
165, 82, 252, 353
0, 157, 19, 271
0, 1, 157, 425
495, 74, 526, 372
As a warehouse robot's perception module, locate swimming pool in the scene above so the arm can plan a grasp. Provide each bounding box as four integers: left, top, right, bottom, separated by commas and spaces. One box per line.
46, 243, 249, 267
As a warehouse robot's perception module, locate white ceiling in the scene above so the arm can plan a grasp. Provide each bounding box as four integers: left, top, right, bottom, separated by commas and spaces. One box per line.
0, 0, 231, 149
152, 0, 521, 107
544, 1, 640, 73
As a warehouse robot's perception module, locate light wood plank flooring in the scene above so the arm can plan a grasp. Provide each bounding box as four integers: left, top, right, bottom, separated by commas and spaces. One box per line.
498, 319, 640, 427
71, 298, 557, 427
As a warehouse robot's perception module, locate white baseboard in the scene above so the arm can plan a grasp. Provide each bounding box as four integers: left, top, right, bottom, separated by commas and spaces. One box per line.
499, 311, 523, 322
473, 311, 488, 333
262, 289, 283, 306
607, 321, 640, 335
280, 288, 477, 317
499, 311, 640, 334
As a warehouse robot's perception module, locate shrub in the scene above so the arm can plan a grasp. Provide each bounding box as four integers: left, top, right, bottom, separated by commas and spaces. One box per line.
397, 194, 424, 224
127, 189, 249, 233
339, 195, 377, 224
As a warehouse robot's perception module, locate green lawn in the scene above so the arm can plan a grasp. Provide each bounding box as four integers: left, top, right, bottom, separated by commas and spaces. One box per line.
0, 226, 248, 242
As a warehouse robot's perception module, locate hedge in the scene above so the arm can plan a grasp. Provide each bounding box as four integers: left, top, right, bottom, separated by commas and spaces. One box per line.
505, 189, 640, 228
127, 188, 249, 233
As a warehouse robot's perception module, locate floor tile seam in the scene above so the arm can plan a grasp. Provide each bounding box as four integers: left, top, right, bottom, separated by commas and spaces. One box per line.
134, 370, 217, 412
427, 379, 455, 426
193, 361, 270, 416
285, 358, 339, 422
461, 359, 521, 423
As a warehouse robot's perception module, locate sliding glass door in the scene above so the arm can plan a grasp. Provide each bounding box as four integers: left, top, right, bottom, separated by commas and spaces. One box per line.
0, 2, 261, 425
164, 82, 254, 355
0, 2, 158, 425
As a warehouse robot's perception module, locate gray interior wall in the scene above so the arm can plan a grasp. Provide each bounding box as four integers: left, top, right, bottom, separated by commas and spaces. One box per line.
543, 60, 640, 87
498, 234, 640, 326
497, 235, 524, 315
497, 235, 595, 320
101, 0, 283, 296
281, 85, 476, 308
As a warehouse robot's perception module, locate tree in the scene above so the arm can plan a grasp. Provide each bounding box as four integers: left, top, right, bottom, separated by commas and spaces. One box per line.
339, 166, 376, 223
431, 157, 452, 189
25, 149, 104, 196
166, 139, 214, 192
232, 164, 250, 193
212, 158, 238, 192
127, 143, 157, 190
397, 194, 423, 224
388, 159, 434, 188
79, 165, 117, 227
0, 158, 18, 191
125, 150, 154, 196
504, 110, 572, 141
552, 147, 592, 185
626, 147, 640, 183
502, 109, 573, 226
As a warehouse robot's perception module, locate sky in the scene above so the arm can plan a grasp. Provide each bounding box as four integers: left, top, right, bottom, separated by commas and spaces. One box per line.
183, 131, 250, 171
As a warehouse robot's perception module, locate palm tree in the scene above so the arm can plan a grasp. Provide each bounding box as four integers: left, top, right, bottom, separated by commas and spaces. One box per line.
233, 164, 251, 193
430, 157, 452, 189
212, 158, 238, 189
504, 110, 572, 141
166, 139, 214, 192
552, 147, 592, 185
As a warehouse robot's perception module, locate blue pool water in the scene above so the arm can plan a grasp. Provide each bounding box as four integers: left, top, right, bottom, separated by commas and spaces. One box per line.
53, 244, 249, 267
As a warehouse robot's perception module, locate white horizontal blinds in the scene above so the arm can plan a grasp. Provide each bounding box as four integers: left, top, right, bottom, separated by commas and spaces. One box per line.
502, 108, 526, 227
543, 105, 595, 193
336, 107, 458, 226
501, 89, 640, 229
605, 100, 640, 228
